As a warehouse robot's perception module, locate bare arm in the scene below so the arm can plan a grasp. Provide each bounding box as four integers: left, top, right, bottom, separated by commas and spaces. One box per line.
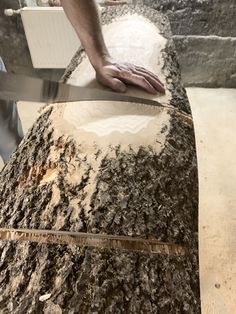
61, 0, 165, 94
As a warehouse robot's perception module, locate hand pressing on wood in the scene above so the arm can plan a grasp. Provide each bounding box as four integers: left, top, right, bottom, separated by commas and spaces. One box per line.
95, 57, 165, 94
61, 0, 165, 94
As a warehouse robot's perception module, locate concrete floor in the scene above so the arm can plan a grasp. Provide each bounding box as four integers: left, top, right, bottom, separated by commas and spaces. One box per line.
0, 88, 235, 312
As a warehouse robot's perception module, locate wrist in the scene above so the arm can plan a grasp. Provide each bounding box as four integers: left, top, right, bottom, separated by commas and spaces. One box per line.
89, 50, 113, 71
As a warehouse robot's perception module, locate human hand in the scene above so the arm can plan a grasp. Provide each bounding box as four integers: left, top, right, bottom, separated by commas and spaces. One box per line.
95, 57, 165, 94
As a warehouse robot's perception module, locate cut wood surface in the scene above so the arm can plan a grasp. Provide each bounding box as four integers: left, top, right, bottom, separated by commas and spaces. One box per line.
0, 5, 200, 313
188, 88, 236, 314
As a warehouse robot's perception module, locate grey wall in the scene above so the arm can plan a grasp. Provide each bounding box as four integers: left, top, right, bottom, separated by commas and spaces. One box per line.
143, 0, 236, 87
0, 0, 31, 74
143, 0, 236, 37
0, 0, 63, 80
0, 0, 235, 86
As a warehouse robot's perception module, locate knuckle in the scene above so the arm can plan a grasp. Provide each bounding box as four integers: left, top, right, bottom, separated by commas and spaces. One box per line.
140, 77, 147, 83
112, 69, 120, 76
121, 70, 131, 79
139, 66, 146, 71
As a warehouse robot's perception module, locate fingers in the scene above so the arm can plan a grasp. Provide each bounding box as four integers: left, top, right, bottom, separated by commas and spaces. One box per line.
117, 71, 158, 94
96, 62, 165, 94
133, 69, 165, 93
98, 74, 127, 93
115, 64, 165, 94
136, 66, 164, 87
109, 78, 127, 93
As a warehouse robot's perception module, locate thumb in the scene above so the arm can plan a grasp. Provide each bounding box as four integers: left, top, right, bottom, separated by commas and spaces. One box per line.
105, 77, 127, 93
97, 76, 126, 93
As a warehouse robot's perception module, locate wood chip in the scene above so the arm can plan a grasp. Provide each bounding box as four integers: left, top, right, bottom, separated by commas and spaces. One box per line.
39, 294, 51, 302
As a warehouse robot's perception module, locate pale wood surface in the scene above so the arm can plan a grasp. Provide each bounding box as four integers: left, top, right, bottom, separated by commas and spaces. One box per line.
54, 13, 178, 173
188, 88, 236, 314
67, 13, 169, 103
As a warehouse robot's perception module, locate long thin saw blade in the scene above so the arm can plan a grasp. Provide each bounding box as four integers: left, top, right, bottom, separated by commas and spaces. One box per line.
0, 72, 162, 107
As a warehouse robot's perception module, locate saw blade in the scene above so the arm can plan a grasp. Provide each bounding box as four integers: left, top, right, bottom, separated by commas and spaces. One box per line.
0, 72, 162, 107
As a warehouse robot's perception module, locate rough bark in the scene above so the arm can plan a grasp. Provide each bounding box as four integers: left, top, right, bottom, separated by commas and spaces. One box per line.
0, 5, 200, 313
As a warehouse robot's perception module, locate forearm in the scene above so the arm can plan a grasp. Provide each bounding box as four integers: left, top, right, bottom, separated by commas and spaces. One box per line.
61, 0, 165, 94
61, 0, 110, 69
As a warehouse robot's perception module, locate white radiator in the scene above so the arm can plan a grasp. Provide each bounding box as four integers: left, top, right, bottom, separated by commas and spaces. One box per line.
20, 7, 81, 68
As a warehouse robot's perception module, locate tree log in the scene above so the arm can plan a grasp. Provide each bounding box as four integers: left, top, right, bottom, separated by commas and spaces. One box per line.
0, 5, 200, 313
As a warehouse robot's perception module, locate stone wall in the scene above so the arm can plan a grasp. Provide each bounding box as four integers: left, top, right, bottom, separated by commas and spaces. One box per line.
0, 0, 235, 86
143, 0, 236, 37
143, 0, 236, 87
174, 35, 236, 87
